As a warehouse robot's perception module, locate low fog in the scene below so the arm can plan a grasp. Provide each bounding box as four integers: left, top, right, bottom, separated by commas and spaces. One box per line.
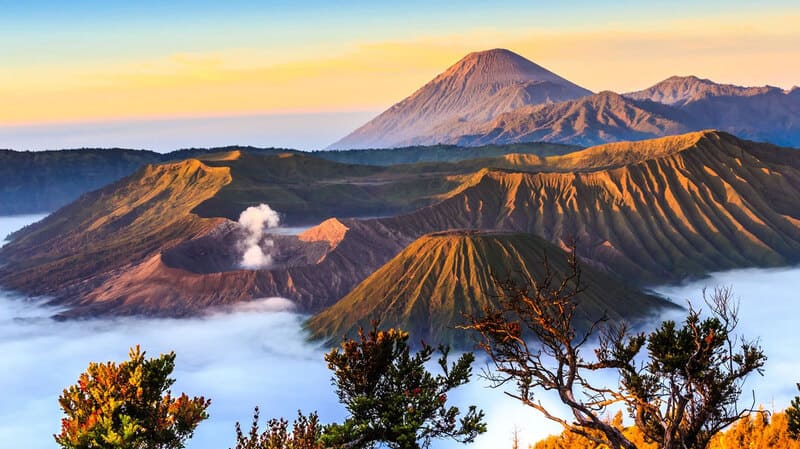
653, 269, 800, 411
1, 215, 799, 448
0, 216, 563, 448
0, 214, 47, 245
0, 291, 572, 449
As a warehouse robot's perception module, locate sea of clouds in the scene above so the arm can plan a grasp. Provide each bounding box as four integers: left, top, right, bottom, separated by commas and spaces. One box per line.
1, 214, 799, 449
0, 289, 577, 449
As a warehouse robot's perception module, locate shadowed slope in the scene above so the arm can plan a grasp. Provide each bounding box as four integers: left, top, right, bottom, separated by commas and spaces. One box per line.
0, 148, 164, 215
51, 218, 410, 317
451, 91, 691, 147
625, 76, 800, 147
307, 231, 673, 348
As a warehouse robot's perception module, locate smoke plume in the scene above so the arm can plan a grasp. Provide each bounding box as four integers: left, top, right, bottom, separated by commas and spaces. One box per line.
237, 204, 280, 269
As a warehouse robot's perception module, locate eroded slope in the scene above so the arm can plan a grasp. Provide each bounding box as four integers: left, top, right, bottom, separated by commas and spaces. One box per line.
307, 231, 673, 348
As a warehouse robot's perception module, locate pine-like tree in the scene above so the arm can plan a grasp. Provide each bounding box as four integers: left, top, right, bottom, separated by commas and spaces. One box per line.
322, 323, 486, 449
789, 384, 800, 439
231, 407, 323, 449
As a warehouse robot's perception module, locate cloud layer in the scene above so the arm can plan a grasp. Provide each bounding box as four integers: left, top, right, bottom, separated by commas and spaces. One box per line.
1, 216, 799, 448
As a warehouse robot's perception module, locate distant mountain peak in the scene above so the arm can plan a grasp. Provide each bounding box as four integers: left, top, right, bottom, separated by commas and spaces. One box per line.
626, 75, 785, 107
591, 90, 626, 100
332, 54, 800, 150
328, 49, 591, 149
465, 48, 518, 57
438, 48, 574, 86
663, 74, 712, 83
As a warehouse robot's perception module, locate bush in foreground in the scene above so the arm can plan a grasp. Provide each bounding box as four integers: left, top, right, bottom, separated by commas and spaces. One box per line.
55, 346, 210, 449
234, 323, 486, 449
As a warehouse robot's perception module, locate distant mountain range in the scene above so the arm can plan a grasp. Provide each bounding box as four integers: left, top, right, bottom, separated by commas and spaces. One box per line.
331, 49, 800, 149
0, 146, 301, 216
0, 142, 577, 216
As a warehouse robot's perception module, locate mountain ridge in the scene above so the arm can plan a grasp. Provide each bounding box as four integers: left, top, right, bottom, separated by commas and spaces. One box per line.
625, 75, 786, 106
375, 131, 800, 283
450, 91, 693, 147
332, 51, 800, 148
4, 131, 800, 317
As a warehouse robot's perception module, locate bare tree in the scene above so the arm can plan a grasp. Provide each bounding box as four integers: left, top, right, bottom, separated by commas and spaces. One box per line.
462, 250, 766, 449
511, 425, 521, 449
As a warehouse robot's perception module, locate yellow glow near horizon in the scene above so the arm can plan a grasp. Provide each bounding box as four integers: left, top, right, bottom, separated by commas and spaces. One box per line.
1, 12, 798, 125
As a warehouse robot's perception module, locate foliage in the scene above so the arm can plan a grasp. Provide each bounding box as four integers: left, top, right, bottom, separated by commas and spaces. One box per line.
462, 246, 766, 449
533, 412, 656, 449
322, 323, 486, 449
789, 384, 800, 439
534, 409, 800, 449
231, 407, 323, 449
55, 346, 210, 449
708, 409, 800, 449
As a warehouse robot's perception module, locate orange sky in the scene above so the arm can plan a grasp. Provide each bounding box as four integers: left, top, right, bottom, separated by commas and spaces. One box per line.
1, 9, 798, 125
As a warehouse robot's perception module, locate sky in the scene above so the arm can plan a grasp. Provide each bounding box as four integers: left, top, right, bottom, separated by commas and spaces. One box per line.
1, 0, 799, 150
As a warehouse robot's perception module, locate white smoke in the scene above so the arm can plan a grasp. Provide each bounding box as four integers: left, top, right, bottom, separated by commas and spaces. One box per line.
237, 204, 281, 269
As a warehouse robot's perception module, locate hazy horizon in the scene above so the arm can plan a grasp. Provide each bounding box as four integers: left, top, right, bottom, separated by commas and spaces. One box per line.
0, 110, 378, 152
